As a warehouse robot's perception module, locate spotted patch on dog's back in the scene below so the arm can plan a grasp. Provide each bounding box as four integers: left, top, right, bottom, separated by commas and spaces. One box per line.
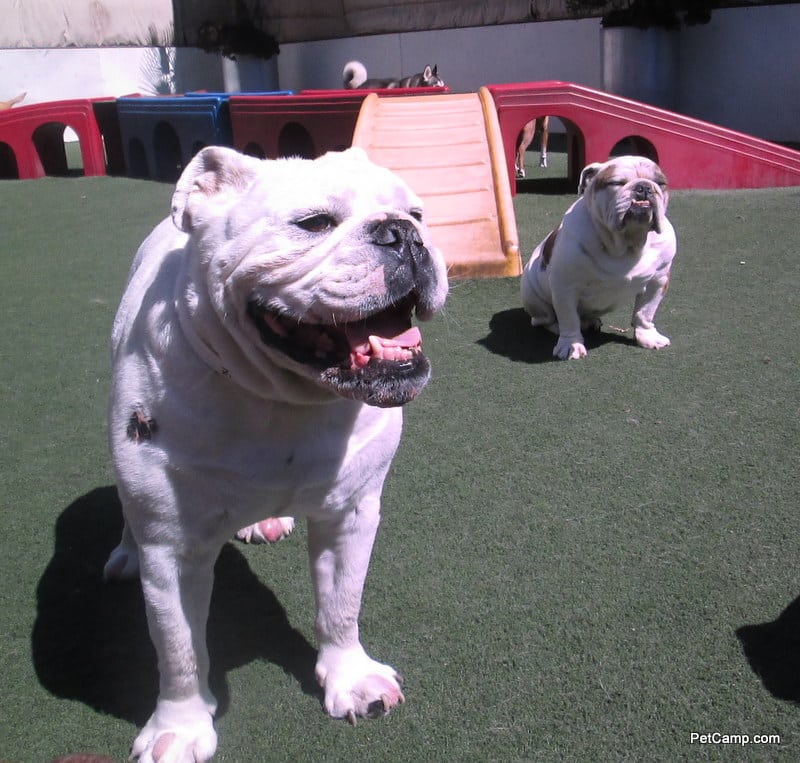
541, 226, 560, 267
127, 410, 158, 443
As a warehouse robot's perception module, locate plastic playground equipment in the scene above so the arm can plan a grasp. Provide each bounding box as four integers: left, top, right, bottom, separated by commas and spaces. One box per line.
487, 80, 800, 193
352, 88, 521, 278
0, 98, 121, 180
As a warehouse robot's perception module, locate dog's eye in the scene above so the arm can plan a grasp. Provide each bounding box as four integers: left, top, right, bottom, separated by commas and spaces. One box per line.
409, 209, 423, 222
296, 214, 337, 233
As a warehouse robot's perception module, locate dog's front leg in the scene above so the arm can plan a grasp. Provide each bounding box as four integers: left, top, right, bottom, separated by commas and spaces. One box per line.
632, 276, 671, 349
550, 289, 587, 360
131, 543, 219, 762
308, 499, 404, 724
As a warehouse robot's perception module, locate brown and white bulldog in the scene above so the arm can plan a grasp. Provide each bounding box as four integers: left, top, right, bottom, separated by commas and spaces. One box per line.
521, 155, 677, 359
103, 146, 448, 761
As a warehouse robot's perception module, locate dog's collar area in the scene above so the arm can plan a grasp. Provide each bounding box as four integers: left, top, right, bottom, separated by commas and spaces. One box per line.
246, 293, 424, 373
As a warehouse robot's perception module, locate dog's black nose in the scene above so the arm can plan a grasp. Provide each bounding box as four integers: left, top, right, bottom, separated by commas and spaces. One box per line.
633, 182, 652, 201
371, 219, 423, 254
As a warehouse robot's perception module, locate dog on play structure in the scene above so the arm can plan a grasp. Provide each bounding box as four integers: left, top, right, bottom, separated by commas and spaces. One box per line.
343, 60, 444, 89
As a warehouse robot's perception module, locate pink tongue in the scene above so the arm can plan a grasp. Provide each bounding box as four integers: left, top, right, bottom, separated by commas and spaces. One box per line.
344, 319, 420, 350
382, 326, 421, 347
345, 322, 422, 368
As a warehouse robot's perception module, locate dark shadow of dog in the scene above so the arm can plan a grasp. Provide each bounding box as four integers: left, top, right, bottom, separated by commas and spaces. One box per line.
32, 486, 319, 726
737, 596, 800, 705
477, 307, 637, 364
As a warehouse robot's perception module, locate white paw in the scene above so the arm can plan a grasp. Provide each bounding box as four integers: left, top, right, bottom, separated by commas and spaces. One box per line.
131, 697, 216, 763
316, 646, 405, 724
103, 543, 140, 580
235, 517, 295, 544
634, 326, 671, 349
554, 337, 587, 360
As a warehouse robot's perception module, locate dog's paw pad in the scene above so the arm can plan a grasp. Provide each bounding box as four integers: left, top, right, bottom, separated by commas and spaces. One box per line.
634, 327, 670, 349
331, 673, 405, 723
131, 699, 216, 763
318, 648, 404, 722
103, 544, 139, 581
236, 517, 295, 544
365, 683, 406, 718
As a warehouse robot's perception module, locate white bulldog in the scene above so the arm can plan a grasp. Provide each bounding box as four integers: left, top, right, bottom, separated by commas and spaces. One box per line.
103, 146, 448, 761
521, 155, 677, 359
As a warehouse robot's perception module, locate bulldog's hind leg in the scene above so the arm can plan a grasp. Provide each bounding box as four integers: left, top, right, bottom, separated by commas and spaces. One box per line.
103, 521, 140, 580
309, 500, 404, 724
236, 516, 295, 544
520, 260, 558, 334
131, 542, 219, 762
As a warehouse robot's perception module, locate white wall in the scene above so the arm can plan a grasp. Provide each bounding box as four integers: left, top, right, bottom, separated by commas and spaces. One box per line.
1, 4, 798, 143
678, 5, 800, 142
0, 47, 278, 103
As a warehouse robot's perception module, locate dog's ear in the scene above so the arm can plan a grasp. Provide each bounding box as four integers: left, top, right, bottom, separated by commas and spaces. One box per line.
171, 146, 262, 232
423, 65, 434, 79
578, 162, 603, 195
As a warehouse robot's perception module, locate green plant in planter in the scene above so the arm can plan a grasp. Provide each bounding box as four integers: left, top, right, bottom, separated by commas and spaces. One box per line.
568, 0, 717, 29
197, 0, 279, 61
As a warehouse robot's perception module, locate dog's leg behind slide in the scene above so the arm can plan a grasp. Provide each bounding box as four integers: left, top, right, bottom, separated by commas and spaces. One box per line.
515, 121, 535, 178
309, 500, 405, 724
539, 116, 549, 168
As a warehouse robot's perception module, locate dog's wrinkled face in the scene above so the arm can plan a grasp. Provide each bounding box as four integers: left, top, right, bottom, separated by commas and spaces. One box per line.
171, 146, 448, 408
582, 155, 669, 236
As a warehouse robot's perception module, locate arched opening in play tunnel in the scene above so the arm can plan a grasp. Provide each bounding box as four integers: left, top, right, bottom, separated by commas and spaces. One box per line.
609, 135, 659, 163
277, 122, 315, 159
127, 138, 149, 179
0, 142, 18, 179
32, 122, 84, 176
242, 142, 266, 159
514, 115, 585, 195
153, 120, 183, 182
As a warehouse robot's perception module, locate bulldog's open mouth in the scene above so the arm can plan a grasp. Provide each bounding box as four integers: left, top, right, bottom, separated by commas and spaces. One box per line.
623, 198, 660, 231
246, 293, 431, 407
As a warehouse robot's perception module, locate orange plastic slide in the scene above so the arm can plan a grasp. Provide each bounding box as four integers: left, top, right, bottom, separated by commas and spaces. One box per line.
351, 88, 521, 278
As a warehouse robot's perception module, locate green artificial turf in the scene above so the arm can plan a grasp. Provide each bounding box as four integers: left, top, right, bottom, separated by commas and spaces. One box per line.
1, 162, 799, 762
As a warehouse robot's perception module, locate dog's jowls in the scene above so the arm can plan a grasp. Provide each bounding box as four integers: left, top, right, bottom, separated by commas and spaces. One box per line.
521, 155, 677, 360
104, 146, 448, 761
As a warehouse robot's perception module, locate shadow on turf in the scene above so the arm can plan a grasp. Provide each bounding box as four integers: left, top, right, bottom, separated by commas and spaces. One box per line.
737, 598, 800, 704
516, 176, 575, 195
32, 486, 320, 726
478, 307, 636, 363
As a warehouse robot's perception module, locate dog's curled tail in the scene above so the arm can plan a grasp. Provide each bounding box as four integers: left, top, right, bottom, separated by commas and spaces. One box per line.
342, 60, 367, 89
